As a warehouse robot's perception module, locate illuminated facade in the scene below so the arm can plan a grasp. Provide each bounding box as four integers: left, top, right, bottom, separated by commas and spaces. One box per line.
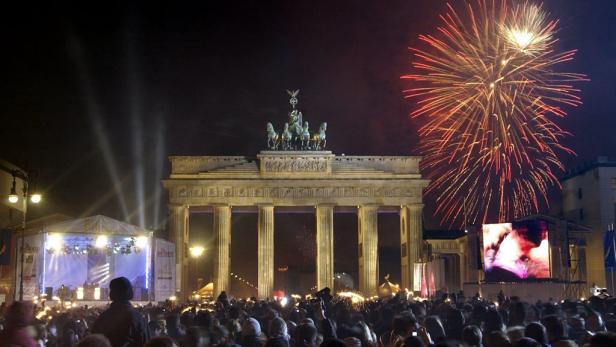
163, 152, 429, 299
562, 157, 616, 290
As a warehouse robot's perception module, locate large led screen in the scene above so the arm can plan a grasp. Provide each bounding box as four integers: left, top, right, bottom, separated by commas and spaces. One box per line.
482, 220, 550, 281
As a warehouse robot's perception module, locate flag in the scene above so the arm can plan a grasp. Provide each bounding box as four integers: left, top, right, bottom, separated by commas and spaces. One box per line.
604, 229, 616, 271
0, 229, 11, 265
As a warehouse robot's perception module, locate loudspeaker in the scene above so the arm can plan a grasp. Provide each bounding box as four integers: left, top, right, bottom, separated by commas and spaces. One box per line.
140, 288, 149, 301
101, 287, 109, 300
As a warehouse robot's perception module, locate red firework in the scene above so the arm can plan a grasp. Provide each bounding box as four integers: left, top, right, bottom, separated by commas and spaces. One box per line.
402, 0, 587, 225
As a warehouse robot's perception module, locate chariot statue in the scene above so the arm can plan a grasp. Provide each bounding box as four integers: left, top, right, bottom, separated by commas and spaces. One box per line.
289, 109, 304, 145
265, 89, 328, 151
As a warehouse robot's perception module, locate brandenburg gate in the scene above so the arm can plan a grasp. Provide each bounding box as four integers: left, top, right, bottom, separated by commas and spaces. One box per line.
163, 91, 429, 299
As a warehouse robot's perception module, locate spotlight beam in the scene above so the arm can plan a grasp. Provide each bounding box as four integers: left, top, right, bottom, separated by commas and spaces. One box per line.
126, 30, 146, 228
67, 35, 130, 221
78, 173, 133, 219
152, 116, 165, 230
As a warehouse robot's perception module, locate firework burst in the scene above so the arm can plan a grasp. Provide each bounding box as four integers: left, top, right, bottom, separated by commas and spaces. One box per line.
402, 0, 587, 225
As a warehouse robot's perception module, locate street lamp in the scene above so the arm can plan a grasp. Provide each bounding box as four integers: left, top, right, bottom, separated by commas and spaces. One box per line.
189, 246, 205, 292
3, 168, 43, 301
189, 246, 205, 258
30, 193, 42, 204
8, 176, 18, 204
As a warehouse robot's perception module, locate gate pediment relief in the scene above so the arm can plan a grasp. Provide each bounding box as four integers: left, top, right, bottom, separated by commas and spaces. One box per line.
258, 151, 334, 176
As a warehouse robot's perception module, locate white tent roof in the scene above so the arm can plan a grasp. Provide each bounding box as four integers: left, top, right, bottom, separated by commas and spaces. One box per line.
44, 215, 151, 236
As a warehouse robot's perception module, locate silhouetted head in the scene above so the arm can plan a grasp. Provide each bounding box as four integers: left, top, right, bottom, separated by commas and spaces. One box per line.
109, 276, 133, 301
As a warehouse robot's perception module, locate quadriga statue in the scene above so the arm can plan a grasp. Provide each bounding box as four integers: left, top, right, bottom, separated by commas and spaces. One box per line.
312, 122, 327, 150
266, 122, 279, 150
281, 123, 293, 150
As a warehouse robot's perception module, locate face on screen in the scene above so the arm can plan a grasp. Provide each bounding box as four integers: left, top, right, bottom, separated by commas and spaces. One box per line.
482, 221, 550, 281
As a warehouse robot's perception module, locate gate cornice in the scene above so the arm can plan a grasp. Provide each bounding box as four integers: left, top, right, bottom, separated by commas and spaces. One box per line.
164, 152, 429, 206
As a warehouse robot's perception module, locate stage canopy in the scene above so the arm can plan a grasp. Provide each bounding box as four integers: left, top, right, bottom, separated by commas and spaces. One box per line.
45, 215, 149, 236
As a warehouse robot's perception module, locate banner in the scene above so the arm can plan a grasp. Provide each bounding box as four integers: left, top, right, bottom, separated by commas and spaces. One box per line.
0, 229, 11, 265
16, 234, 44, 300
153, 239, 175, 301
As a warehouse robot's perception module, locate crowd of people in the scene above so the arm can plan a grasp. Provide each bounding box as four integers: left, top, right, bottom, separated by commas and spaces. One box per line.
1, 277, 616, 347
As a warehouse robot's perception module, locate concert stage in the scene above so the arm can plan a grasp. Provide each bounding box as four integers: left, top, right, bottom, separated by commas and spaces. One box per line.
15, 215, 176, 303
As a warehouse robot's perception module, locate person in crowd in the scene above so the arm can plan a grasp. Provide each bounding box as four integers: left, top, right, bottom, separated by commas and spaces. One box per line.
508, 302, 527, 327
265, 317, 289, 347
149, 320, 164, 338
484, 330, 512, 347
211, 325, 234, 347
589, 332, 616, 347
60, 328, 79, 347
444, 309, 465, 341
319, 339, 346, 347
461, 325, 482, 347
506, 326, 525, 344
402, 335, 425, 347
295, 322, 318, 347
514, 337, 541, 347
91, 276, 149, 347
145, 336, 179, 347
567, 315, 586, 345
541, 315, 576, 347
75, 334, 112, 347
385, 312, 418, 347
46, 321, 59, 347
183, 326, 209, 347
240, 317, 264, 347
166, 313, 186, 343
523, 322, 549, 347
0, 301, 37, 347
9, 285, 616, 347
604, 318, 616, 333
484, 309, 506, 334
342, 337, 361, 347
34, 324, 47, 347
424, 316, 446, 344
586, 311, 606, 333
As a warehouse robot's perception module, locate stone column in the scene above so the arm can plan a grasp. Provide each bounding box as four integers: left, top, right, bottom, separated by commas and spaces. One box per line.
358, 205, 378, 295
258, 205, 274, 299
169, 205, 189, 299
458, 241, 467, 290
213, 205, 231, 296
316, 205, 334, 290
400, 204, 423, 292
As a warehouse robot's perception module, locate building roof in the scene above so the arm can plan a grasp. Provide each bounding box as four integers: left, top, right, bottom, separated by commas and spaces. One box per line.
561, 156, 616, 181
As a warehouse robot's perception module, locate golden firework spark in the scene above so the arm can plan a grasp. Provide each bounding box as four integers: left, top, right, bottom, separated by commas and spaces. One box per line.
402, 0, 587, 225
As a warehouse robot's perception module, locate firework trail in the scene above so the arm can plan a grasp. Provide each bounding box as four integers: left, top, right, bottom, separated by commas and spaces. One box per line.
402, 0, 587, 225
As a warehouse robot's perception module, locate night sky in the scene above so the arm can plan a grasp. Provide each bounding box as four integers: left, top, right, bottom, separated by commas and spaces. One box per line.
1, 1, 615, 293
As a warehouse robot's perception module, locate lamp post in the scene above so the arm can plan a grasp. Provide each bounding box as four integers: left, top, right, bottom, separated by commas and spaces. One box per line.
189, 246, 205, 293
3, 166, 42, 301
